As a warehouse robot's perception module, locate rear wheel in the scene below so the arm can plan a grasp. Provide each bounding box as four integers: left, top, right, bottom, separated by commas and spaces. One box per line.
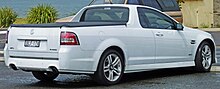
195, 42, 213, 72
94, 49, 124, 85
32, 71, 59, 81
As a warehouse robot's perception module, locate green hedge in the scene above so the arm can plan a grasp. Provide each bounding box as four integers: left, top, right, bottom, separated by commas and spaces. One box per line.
27, 4, 58, 24
0, 7, 17, 28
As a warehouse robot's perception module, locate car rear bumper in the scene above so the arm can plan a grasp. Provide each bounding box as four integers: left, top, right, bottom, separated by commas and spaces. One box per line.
4, 44, 97, 74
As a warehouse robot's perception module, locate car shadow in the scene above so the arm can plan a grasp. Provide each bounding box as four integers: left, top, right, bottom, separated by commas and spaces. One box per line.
121, 67, 197, 83
26, 75, 99, 88
25, 67, 200, 88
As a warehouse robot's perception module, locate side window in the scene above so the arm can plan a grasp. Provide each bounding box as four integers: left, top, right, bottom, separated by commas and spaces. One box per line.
127, 0, 142, 5
142, 0, 162, 11
91, 0, 111, 4
157, 0, 180, 11
138, 7, 175, 29
163, 0, 175, 7
138, 8, 150, 28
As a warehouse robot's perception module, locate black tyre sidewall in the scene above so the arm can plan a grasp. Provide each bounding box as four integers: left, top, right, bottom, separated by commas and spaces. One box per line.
94, 49, 124, 85
195, 42, 212, 72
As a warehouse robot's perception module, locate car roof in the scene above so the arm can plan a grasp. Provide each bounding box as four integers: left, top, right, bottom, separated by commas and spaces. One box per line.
85, 4, 163, 14
83, 4, 178, 23
86, 4, 159, 11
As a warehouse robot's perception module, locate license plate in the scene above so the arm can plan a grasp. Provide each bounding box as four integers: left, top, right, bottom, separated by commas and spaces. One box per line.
24, 40, 40, 47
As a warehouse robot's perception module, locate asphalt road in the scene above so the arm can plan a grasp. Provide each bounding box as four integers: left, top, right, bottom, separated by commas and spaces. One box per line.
0, 62, 220, 89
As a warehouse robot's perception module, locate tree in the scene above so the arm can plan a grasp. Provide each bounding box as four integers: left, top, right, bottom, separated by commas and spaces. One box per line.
27, 4, 58, 24
177, 0, 184, 4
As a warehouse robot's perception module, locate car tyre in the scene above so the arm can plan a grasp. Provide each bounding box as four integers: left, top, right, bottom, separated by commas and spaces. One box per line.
195, 42, 213, 72
32, 71, 59, 81
94, 49, 124, 85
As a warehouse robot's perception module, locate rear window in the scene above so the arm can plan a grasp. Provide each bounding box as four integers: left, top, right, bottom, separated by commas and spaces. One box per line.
80, 7, 129, 22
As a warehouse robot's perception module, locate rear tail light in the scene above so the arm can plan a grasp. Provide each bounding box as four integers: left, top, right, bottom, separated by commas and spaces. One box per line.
60, 32, 79, 45
6, 31, 9, 44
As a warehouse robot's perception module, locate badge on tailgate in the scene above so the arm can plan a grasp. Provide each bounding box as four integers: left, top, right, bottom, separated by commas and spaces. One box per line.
24, 40, 40, 47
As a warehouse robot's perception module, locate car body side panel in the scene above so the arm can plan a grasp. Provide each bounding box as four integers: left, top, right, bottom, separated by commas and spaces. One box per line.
124, 28, 155, 71
152, 29, 191, 63
92, 38, 128, 71
174, 27, 217, 64
182, 27, 216, 63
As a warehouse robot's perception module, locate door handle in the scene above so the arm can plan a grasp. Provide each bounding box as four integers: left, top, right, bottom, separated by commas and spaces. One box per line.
155, 34, 160, 36
155, 33, 164, 37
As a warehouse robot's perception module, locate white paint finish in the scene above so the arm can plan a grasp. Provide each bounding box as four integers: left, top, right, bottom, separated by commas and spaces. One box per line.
152, 29, 190, 63
9, 51, 58, 58
125, 61, 195, 73
4, 4, 216, 74
8, 27, 60, 53
125, 28, 155, 69
4, 44, 9, 65
58, 46, 96, 71
184, 27, 216, 62
0, 31, 7, 34
7, 58, 59, 70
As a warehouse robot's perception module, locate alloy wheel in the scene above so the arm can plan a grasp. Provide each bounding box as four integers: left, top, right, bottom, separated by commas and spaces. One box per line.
103, 54, 122, 82
201, 45, 212, 69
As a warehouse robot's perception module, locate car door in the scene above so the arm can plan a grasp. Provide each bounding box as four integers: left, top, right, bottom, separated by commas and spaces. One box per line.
137, 7, 190, 63
126, 7, 157, 70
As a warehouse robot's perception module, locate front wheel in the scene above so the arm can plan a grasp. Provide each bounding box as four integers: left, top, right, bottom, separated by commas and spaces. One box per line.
94, 49, 124, 85
195, 42, 213, 72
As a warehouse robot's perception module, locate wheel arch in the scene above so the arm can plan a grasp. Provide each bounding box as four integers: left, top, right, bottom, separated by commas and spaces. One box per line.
102, 46, 126, 66
194, 38, 216, 63
94, 46, 126, 72
92, 46, 126, 85
92, 38, 128, 72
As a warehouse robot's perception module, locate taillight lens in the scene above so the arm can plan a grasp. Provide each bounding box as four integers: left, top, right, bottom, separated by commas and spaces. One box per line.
6, 31, 9, 44
60, 32, 79, 45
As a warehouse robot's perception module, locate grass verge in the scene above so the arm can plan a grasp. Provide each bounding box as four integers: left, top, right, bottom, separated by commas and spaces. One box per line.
14, 18, 28, 24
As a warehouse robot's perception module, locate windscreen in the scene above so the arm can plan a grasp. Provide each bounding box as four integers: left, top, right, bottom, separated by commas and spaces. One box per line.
80, 7, 129, 22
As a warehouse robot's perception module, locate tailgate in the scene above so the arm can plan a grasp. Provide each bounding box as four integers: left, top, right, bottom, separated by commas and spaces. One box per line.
8, 27, 60, 59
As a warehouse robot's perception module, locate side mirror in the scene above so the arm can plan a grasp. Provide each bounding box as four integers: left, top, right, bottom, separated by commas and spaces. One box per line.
176, 23, 184, 30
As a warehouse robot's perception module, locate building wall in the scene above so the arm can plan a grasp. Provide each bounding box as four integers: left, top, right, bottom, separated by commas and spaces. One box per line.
181, 0, 213, 28
213, 0, 220, 27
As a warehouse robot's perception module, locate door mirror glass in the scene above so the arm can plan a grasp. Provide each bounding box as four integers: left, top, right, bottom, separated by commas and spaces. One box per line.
176, 23, 184, 30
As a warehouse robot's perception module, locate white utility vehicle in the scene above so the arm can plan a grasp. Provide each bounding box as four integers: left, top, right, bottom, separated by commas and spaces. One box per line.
4, 4, 216, 85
